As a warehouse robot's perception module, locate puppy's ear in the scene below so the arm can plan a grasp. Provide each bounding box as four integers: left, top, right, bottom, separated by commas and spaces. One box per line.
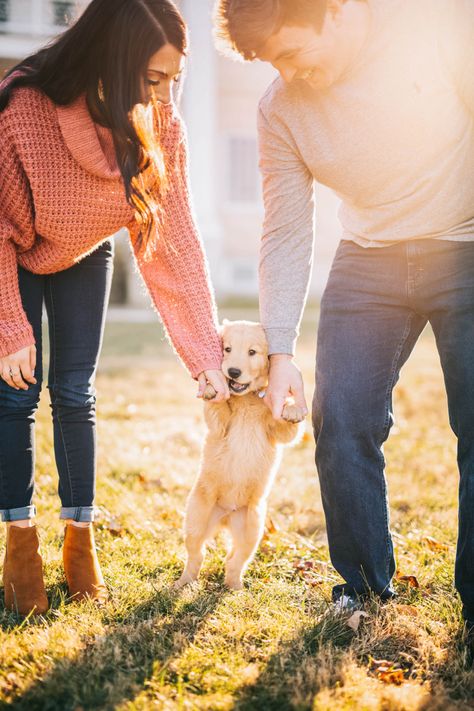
219, 318, 231, 337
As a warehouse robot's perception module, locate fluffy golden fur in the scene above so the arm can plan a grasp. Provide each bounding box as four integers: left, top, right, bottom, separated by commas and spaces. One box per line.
175, 320, 305, 590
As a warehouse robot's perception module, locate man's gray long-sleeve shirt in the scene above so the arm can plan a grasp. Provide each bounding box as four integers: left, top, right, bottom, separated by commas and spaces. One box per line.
258, 0, 474, 355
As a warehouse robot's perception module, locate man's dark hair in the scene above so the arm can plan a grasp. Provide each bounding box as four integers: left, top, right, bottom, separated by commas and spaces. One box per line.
214, 0, 330, 60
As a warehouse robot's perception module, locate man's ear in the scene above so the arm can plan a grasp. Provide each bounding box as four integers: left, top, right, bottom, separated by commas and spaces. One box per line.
327, 0, 344, 23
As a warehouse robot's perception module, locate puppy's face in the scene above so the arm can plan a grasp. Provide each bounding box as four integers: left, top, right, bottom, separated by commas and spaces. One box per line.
221, 320, 269, 396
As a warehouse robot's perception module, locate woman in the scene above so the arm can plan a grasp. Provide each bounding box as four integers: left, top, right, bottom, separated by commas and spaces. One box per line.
0, 0, 229, 616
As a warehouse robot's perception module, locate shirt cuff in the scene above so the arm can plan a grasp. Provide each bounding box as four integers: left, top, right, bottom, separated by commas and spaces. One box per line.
263, 327, 298, 356
190, 357, 223, 380
0, 329, 35, 359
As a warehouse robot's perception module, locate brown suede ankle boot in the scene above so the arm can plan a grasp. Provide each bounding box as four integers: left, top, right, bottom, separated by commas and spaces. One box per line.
3, 525, 49, 616
63, 524, 108, 604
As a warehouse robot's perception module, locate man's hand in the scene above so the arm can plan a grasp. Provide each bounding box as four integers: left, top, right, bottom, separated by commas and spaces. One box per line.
197, 369, 230, 403
0, 345, 37, 391
264, 354, 308, 421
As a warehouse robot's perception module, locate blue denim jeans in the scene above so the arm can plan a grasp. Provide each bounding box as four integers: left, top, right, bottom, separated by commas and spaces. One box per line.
313, 238, 474, 622
0, 241, 114, 523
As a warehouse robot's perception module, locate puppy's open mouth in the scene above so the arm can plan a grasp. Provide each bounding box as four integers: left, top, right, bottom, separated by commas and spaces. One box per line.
228, 379, 250, 394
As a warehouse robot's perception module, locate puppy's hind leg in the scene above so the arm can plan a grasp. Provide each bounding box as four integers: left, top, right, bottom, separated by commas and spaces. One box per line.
174, 490, 224, 589
225, 504, 266, 590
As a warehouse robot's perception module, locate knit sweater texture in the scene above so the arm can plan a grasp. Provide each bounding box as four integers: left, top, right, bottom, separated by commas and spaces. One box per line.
0, 85, 222, 377
258, 0, 474, 356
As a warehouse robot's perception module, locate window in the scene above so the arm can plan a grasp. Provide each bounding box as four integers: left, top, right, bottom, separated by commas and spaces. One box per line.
52, 0, 74, 26
228, 136, 259, 204
0, 0, 9, 23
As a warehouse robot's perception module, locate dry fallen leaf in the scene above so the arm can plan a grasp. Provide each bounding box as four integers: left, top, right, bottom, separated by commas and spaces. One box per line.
104, 516, 125, 537
395, 572, 420, 588
292, 558, 314, 570
378, 668, 405, 685
137, 474, 165, 491
421, 535, 450, 552
159, 510, 182, 528
95, 507, 127, 537
291, 558, 326, 586
266, 517, 280, 535
368, 657, 407, 685
347, 610, 369, 631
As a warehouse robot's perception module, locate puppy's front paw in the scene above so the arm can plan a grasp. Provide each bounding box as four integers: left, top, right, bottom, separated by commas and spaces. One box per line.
282, 403, 306, 423
203, 384, 217, 401
173, 574, 197, 590
225, 575, 244, 591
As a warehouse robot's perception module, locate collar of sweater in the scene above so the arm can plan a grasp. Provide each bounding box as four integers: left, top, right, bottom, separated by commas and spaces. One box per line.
56, 94, 122, 180
56, 94, 177, 181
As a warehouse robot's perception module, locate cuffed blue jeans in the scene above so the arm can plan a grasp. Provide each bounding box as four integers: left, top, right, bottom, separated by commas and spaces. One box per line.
313, 238, 474, 623
0, 241, 113, 523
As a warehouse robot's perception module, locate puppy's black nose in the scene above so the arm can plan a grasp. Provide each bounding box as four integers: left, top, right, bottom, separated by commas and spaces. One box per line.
228, 368, 241, 380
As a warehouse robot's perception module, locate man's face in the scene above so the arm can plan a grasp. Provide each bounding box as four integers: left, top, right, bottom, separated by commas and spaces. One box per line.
257, 6, 348, 89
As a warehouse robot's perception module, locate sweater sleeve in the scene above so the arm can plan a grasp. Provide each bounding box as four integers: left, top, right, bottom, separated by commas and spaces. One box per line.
129, 116, 222, 379
257, 102, 315, 356
0, 114, 36, 358
440, 0, 474, 115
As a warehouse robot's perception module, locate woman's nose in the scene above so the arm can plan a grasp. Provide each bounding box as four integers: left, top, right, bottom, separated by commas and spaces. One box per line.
150, 81, 172, 105
155, 89, 172, 105
159, 89, 172, 104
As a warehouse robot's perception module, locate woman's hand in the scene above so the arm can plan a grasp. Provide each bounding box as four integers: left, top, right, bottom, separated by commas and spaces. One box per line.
197, 369, 230, 403
0, 345, 37, 391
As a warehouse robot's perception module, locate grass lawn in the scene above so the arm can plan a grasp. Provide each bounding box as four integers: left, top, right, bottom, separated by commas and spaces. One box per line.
1, 309, 474, 710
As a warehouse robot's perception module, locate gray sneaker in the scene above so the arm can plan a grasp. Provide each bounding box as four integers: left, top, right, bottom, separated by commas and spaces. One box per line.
332, 594, 364, 615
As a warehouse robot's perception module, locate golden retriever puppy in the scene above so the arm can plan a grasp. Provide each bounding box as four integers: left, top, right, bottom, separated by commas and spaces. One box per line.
174, 320, 305, 591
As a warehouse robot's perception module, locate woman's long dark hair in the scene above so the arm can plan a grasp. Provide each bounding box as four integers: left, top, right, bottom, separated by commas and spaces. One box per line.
0, 0, 187, 257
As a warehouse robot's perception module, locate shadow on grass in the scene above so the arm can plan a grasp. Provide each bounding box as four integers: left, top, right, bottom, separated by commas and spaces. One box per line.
231, 609, 474, 711
0, 581, 70, 632
231, 611, 354, 711
430, 625, 474, 703
5, 585, 225, 711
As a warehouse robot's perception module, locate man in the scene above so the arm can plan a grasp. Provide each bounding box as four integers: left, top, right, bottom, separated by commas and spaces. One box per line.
214, 0, 474, 637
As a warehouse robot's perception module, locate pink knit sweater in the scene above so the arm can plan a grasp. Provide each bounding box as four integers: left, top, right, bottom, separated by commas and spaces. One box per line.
0, 85, 223, 378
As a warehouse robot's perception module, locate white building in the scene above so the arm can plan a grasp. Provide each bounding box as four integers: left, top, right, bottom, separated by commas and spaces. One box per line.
0, 0, 341, 305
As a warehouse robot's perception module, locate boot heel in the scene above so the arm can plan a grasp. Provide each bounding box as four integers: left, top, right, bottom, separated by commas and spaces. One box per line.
3, 525, 49, 616
63, 523, 108, 604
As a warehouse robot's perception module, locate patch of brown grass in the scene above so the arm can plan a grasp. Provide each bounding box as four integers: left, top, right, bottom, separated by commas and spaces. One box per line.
1, 321, 472, 710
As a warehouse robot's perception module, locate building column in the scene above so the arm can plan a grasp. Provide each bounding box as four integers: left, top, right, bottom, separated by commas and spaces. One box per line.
179, 0, 223, 295
31, 0, 43, 34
